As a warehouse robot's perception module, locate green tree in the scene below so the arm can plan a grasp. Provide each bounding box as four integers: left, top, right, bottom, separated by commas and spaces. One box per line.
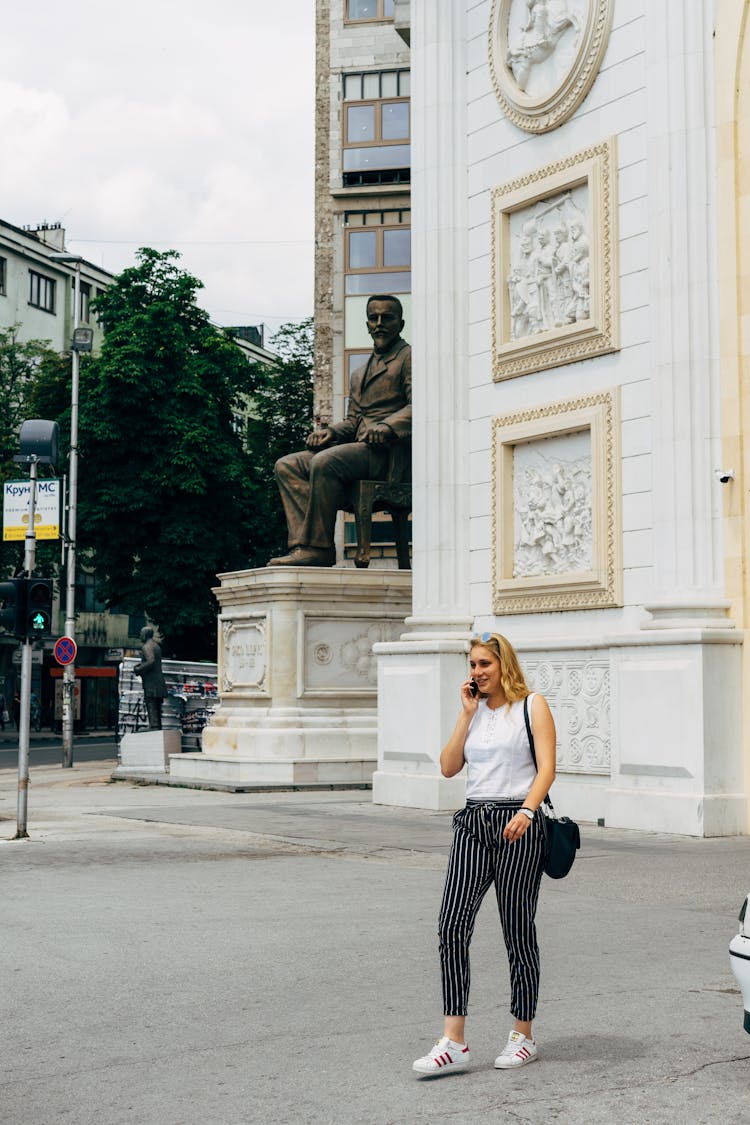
245, 318, 314, 563
77, 248, 264, 659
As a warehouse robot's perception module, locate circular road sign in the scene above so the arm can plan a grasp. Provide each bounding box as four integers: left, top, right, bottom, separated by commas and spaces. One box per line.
54, 636, 77, 666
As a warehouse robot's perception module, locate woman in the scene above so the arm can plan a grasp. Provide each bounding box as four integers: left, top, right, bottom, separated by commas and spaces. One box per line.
413, 631, 556, 1076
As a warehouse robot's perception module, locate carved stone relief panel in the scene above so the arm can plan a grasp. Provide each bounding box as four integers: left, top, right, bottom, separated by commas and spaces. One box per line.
524, 652, 611, 773
492, 138, 618, 380
493, 389, 622, 613
221, 617, 267, 693
508, 183, 589, 341
513, 429, 593, 578
302, 616, 404, 696
489, 0, 614, 133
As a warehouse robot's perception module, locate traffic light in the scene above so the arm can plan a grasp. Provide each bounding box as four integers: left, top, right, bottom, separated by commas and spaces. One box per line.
0, 578, 26, 638
25, 578, 53, 638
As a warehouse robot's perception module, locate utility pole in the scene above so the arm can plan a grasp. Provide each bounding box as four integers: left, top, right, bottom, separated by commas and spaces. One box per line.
9, 420, 58, 839
14, 457, 38, 839
50, 254, 94, 768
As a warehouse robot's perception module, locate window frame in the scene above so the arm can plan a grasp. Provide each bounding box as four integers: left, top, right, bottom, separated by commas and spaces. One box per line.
342, 69, 410, 185
344, 0, 395, 24
342, 69, 409, 102
72, 278, 92, 324
344, 97, 410, 151
28, 269, 56, 314
0, 256, 6, 297
342, 209, 410, 410
345, 219, 411, 275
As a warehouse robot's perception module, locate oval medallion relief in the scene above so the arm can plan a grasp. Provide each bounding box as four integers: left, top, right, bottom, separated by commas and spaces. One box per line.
488, 0, 614, 133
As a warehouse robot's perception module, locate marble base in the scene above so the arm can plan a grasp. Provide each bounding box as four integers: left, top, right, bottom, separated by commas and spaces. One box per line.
372, 769, 466, 810
114, 729, 182, 776
168, 565, 412, 790
372, 625, 746, 836
371, 632, 472, 811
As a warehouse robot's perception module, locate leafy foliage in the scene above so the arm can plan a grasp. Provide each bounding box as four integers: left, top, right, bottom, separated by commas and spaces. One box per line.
245, 318, 314, 563
77, 248, 264, 659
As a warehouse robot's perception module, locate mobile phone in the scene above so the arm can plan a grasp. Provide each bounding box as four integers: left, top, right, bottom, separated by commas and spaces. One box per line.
469, 680, 479, 697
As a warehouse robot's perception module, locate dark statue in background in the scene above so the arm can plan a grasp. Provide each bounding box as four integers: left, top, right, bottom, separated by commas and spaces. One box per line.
269, 294, 412, 567
133, 626, 168, 730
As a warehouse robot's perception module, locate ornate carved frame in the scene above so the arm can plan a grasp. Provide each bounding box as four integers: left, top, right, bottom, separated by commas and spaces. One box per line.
492, 389, 621, 613
491, 137, 618, 381
488, 0, 614, 133
220, 614, 268, 695
297, 611, 406, 699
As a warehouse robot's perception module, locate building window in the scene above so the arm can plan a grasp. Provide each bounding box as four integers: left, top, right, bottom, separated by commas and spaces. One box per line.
344, 210, 410, 297
73, 279, 92, 324
29, 270, 56, 314
343, 209, 410, 408
345, 0, 394, 21
75, 571, 107, 614
342, 70, 410, 187
0, 257, 6, 296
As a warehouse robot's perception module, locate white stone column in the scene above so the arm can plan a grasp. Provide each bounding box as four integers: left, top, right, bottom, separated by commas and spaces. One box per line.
373, 0, 471, 809
602, 3, 745, 836
645, 0, 729, 627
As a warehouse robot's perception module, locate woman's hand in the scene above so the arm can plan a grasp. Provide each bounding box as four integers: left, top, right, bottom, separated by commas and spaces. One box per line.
503, 812, 533, 842
440, 683, 478, 777
460, 679, 480, 713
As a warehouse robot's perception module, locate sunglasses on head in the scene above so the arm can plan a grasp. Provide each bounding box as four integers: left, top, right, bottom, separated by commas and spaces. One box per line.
471, 632, 494, 643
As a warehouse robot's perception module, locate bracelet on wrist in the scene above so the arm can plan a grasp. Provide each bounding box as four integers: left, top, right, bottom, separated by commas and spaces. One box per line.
519, 807, 535, 820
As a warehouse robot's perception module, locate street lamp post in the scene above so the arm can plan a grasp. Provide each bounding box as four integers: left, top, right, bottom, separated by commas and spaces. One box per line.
12, 419, 59, 837
50, 254, 94, 768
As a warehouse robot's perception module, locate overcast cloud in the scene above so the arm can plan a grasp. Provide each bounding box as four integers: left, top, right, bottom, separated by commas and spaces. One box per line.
2, 1, 315, 339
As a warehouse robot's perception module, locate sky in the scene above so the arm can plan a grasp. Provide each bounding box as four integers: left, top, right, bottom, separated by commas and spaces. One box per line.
1, 1, 315, 342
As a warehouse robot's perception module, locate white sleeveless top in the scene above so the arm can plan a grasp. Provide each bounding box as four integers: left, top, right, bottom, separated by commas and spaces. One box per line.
464, 694, 537, 802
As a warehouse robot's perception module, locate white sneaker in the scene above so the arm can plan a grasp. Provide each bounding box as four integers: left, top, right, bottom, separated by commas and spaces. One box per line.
494, 1030, 538, 1069
413, 1035, 470, 1076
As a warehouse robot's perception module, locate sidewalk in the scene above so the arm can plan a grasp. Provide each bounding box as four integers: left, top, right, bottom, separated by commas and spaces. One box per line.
2, 760, 749, 1125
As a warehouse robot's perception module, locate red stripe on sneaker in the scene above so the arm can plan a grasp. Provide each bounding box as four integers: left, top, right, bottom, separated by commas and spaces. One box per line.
462, 1046, 469, 1054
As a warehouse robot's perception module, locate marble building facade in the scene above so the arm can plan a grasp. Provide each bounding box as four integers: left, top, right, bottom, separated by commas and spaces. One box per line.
369, 0, 750, 836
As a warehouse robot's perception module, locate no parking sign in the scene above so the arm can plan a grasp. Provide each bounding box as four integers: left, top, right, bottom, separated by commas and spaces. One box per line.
54, 636, 77, 666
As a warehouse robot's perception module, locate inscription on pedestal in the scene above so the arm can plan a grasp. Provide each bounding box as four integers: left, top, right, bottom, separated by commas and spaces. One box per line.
222, 618, 267, 692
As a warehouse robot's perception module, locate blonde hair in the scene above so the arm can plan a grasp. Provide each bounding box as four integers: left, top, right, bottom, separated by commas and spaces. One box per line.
470, 632, 530, 707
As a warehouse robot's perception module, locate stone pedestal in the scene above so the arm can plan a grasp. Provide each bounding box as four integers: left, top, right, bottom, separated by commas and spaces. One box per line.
169, 566, 412, 790
372, 634, 471, 811
114, 729, 182, 777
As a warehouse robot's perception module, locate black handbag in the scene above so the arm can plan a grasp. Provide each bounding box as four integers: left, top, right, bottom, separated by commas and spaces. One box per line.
523, 696, 580, 879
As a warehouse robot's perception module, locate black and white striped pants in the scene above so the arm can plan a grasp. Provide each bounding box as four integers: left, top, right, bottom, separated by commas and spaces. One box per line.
438, 801, 546, 1021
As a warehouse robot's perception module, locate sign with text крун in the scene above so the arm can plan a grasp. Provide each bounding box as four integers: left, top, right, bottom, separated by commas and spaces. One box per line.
2, 479, 61, 541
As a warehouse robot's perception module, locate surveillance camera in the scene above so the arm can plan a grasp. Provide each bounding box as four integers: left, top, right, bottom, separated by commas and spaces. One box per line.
714, 469, 735, 484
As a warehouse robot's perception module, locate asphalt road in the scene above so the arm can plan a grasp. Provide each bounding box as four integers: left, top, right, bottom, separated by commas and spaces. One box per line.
0, 733, 117, 768
2, 764, 749, 1125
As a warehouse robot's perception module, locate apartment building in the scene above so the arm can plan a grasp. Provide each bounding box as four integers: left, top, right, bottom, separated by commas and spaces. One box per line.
0, 220, 113, 351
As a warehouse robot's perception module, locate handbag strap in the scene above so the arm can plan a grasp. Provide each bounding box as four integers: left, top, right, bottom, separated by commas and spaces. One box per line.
523, 695, 553, 810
